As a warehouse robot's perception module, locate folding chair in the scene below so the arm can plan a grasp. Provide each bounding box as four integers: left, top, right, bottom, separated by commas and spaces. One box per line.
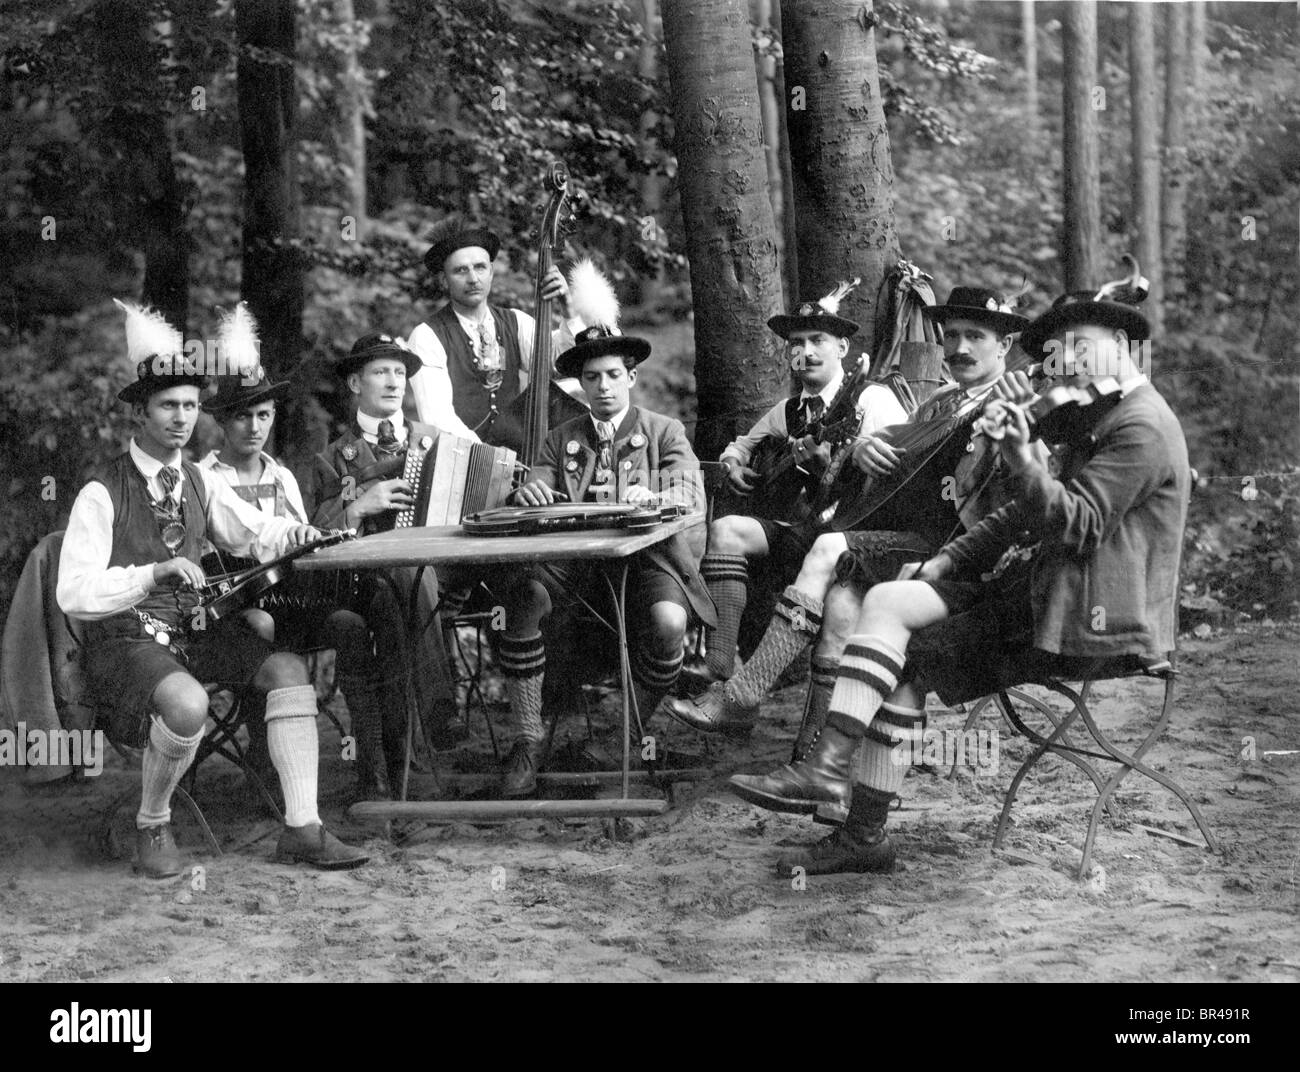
960, 649, 1218, 880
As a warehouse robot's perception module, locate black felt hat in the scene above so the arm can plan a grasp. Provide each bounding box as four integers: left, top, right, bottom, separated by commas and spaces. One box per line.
923, 286, 1029, 337
113, 299, 208, 404
767, 300, 860, 341
554, 325, 651, 379
1019, 292, 1151, 360
423, 221, 502, 274
117, 357, 209, 405
202, 373, 290, 416
335, 333, 423, 379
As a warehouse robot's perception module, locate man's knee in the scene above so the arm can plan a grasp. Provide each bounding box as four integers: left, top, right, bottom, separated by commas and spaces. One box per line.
239, 608, 275, 643
645, 602, 688, 649
800, 533, 848, 584
254, 651, 310, 690
505, 578, 551, 632
325, 609, 372, 666
709, 515, 761, 557
815, 581, 862, 655
149, 672, 210, 737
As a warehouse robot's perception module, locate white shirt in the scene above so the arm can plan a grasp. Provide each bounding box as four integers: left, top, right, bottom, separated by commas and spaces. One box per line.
721, 373, 908, 469
355, 409, 408, 447
404, 305, 585, 441
198, 449, 307, 523
58, 439, 300, 620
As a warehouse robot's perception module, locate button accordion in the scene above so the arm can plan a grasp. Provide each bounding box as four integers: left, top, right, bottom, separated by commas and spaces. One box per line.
395, 433, 518, 527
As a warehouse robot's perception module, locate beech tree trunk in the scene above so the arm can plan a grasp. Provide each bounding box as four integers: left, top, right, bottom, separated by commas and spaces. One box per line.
781, 0, 898, 353
1163, 2, 1190, 298
1128, 0, 1163, 336
1061, 0, 1102, 291
334, 0, 367, 237
662, 0, 787, 461
1022, 0, 1039, 142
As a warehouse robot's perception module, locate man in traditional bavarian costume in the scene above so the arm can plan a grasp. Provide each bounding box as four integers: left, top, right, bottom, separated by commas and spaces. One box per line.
199, 305, 383, 801
666, 287, 1029, 759
730, 276, 1186, 876
306, 332, 463, 800
496, 271, 715, 797
403, 217, 586, 448
58, 301, 369, 877
678, 290, 907, 730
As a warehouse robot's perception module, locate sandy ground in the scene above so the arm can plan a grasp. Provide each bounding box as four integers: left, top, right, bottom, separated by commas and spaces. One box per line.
2, 621, 1297, 983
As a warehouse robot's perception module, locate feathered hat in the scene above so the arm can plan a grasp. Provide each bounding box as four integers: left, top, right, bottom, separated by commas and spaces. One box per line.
768, 279, 861, 339
334, 332, 422, 379
114, 299, 206, 404
923, 285, 1029, 337
554, 259, 650, 378
1019, 255, 1151, 360
202, 303, 290, 415
423, 213, 502, 274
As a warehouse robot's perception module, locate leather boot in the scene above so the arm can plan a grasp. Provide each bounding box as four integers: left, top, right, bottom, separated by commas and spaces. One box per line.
728, 723, 858, 823
134, 823, 183, 879
663, 682, 758, 738
275, 823, 370, 870
774, 786, 896, 876
791, 690, 830, 763
500, 738, 546, 799
678, 655, 728, 695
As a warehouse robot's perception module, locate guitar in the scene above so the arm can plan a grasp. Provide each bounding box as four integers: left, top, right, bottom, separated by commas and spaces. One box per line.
197, 530, 356, 623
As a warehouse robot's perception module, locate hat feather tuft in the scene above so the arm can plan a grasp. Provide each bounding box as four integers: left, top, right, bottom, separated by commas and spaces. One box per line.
114, 298, 183, 365
217, 302, 262, 380
1093, 253, 1149, 306
817, 278, 861, 317
568, 258, 620, 333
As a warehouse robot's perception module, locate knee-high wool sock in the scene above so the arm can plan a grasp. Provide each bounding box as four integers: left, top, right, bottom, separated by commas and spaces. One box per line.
632, 644, 685, 724
854, 701, 926, 796
136, 717, 203, 829
701, 553, 749, 679
728, 586, 822, 706
825, 634, 907, 740
499, 632, 546, 744
265, 684, 322, 829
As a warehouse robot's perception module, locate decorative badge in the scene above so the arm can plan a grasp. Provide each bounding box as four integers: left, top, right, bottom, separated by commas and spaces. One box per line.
566, 440, 580, 456
341, 444, 358, 461
596, 468, 613, 483
985, 298, 998, 311
621, 459, 633, 471
565, 459, 579, 472
419, 435, 433, 450
798, 303, 815, 317
630, 433, 646, 449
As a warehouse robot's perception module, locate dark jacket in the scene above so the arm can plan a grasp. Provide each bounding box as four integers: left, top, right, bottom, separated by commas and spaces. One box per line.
942, 382, 1188, 659
528, 406, 717, 627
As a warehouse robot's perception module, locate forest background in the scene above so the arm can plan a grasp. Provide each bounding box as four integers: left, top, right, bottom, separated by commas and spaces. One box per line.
0, 0, 1296, 629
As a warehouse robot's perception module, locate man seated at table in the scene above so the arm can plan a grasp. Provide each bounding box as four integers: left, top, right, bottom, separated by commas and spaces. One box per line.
59, 301, 369, 877
306, 333, 465, 799
729, 277, 1187, 876
500, 272, 715, 797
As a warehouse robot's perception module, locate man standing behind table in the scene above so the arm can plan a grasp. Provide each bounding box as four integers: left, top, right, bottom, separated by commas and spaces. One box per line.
403, 217, 587, 449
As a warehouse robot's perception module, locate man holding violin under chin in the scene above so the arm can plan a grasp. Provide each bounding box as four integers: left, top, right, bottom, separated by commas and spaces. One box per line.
57, 302, 369, 879
728, 276, 1190, 877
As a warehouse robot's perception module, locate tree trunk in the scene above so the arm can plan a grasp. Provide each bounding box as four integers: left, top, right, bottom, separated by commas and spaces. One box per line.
1022, 0, 1039, 143
781, 0, 898, 354
1189, 0, 1206, 93
1061, 0, 1101, 291
1162, 1, 1190, 298
662, 0, 788, 461
754, 0, 788, 297
768, 0, 800, 302
95, 0, 190, 332
1128, 0, 1163, 336
334, 0, 367, 237
638, 0, 663, 293
235, 1, 306, 460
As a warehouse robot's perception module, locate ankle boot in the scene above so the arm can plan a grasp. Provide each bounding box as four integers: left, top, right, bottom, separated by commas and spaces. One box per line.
728, 723, 858, 823
775, 785, 896, 876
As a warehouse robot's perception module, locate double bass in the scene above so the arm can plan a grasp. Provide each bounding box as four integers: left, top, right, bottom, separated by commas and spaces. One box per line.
484, 161, 587, 469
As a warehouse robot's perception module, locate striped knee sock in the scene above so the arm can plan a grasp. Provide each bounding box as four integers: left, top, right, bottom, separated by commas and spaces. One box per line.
633, 645, 685, 722
854, 701, 926, 796
826, 634, 906, 736
729, 586, 822, 706
500, 632, 546, 743
265, 684, 322, 829
136, 717, 203, 829
701, 553, 749, 678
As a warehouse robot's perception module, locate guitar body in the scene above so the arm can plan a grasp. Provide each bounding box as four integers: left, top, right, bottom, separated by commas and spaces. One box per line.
740, 435, 815, 521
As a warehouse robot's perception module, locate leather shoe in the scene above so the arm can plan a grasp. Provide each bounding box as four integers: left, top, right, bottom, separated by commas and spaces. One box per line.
275, 823, 370, 870
663, 682, 757, 738
500, 738, 546, 799
134, 823, 183, 879
728, 723, 857, 823
678, 658, 728, 694
774, 823, 896, 876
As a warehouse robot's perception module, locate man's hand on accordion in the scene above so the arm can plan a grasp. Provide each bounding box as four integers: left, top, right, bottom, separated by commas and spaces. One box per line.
346, 478, 415, 526
851, 432, 903, 477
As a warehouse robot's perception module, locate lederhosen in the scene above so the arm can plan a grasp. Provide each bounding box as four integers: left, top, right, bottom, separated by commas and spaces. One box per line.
79, 455, 276, 747
426, 304, 524, 448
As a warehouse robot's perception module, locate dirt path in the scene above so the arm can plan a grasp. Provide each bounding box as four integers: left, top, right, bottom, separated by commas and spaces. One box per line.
2, 623, 1297, 983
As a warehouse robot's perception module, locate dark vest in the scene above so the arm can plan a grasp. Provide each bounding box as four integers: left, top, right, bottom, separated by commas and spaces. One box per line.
83, 454, 210, 643
428, 304, 524, 440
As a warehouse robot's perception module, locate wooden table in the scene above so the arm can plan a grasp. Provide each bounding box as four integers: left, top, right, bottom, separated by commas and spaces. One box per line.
295, 516, 704, 822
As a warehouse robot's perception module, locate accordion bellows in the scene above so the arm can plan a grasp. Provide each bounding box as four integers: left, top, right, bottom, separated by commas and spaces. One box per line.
396, 433, 517, 527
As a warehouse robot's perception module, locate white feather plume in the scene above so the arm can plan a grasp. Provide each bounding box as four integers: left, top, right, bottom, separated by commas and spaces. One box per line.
817, 277, 861, 317
218, 301, 262, 380
114, 298, 183, 365
567, 258, 620, 333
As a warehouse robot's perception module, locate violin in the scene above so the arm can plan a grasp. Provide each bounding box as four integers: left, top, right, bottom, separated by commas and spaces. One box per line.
197, 529, 356, 623
976, 376, 1124, 445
